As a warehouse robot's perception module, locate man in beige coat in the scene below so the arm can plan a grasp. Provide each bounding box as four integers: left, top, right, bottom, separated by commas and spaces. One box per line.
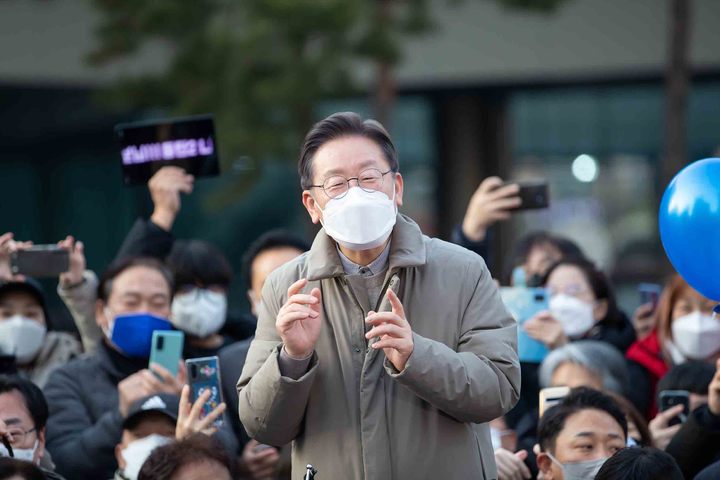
238, 112, 520, 479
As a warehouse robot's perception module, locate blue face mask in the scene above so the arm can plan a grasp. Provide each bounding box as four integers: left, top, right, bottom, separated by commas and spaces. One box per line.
108, 312, 173, 358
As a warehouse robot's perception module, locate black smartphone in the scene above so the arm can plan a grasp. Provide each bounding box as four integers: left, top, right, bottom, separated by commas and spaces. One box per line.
639, 283, 662, 309
659, 390, 690, 426
1, 434, 13, 458
185, 356, 224, 427
10, 246, 70, 278
511, 181, 549, 211
115, 114, 220, 185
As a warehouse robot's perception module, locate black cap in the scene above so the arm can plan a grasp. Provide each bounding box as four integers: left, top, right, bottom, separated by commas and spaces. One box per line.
0, 279, 50, 329
122, 393, 180, 430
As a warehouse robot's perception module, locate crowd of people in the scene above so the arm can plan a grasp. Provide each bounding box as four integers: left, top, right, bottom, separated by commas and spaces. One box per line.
0, 111, 718, 479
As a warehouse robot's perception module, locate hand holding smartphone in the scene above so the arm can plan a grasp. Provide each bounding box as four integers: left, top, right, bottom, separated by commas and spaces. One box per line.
659, 390, 690, 426
149, 331, 185, 378
510, 180, 550, 211
10, 245, 70, 278
639, 283, 662, 310
185, 356, 224, 428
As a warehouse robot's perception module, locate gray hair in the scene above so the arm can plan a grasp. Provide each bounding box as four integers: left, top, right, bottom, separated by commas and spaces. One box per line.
298, 112, 399, 190
539, 340, 630, 396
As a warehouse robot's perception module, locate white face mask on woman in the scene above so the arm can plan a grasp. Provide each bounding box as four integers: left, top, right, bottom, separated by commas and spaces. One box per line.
0, 315, 46, 364
671, 311, 720, 360
549, 294, 595, 338
318, 185, 397, 251
120, 434, 173, 480
171, 288, 227, 338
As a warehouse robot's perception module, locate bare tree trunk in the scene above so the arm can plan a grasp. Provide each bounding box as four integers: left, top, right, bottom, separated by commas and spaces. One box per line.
374, 0, 396, 125
663, 0, 691, 186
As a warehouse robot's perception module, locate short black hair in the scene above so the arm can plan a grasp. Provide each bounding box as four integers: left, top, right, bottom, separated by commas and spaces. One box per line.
538, 387, 628, 454
0, 280, 52, 331
0, 457, 45, 480
0, 375, 48, 431
298, 112, 399, 190
138, 433, 235, 480
97, 256, 175, 303
241, 230, 310, 289
505, 231, 585, 283
657, 361, 715, 400
594, 447, 683, 480
167, 239, 233, 289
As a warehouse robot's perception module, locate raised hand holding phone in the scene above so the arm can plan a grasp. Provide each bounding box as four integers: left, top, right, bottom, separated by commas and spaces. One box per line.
57, 235, 86, 288
185, 356, 224, 428
176, 384, 226, 439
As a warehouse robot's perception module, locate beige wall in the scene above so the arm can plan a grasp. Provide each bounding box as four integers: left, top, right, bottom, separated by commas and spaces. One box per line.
395, 0, 720, 87
0, 0, 168, 85
0, 0, 718, 87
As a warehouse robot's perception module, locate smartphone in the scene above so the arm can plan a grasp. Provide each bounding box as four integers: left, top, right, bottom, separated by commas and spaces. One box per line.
639, 283, 662, 309
512, 181, 549, 211
659, 390, 690, 426
115, 114, 220, 185
10, 246, 70, 278
149, 331, 184, 378
500, 287, 550, 363
539, 386, 570, 417
186, 356, 224, 427
1, 434, 13, 458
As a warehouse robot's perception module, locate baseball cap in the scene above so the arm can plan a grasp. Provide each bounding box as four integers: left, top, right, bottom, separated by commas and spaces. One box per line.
122, 393, 180, 430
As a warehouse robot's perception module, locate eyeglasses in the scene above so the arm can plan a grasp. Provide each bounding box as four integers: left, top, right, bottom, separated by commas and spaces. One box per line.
310, 168, 394, 199
4, 427, 36, 446
548, 284, 590, 297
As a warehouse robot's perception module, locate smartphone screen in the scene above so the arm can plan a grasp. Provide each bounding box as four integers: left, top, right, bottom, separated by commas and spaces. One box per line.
149, 331, 184, 378
115, 114, 220, 185
10, 246, 70, 278
639, 283, 662, 309
512, 181, 549, 211
186, 356, 224, 427
500, 287, 550, 363
659, 390, 690, 426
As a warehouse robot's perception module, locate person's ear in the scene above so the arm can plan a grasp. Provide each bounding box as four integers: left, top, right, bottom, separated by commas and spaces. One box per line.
247, 290, 258, 317
393, 172, 404, 207
302, 191, 322, 224
536, 452, 556, 480
95, 299, 109, 331
115, 443, 126, 470
593, 299, 609, 322
35, 428, 46, 464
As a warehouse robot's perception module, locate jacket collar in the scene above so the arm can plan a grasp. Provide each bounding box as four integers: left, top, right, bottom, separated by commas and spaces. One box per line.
97, 339, 148, 383
306, 214, 427, 281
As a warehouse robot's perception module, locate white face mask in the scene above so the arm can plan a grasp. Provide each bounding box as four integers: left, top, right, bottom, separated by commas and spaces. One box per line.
318, 185, 397, 251
0, 439, 39, 464
0, 316, 47, 364
547, 452, 608, 480
171, 289, 227, 338
121, 434, 173, 480
549, 294, 596, 338
671, 311, 720, 360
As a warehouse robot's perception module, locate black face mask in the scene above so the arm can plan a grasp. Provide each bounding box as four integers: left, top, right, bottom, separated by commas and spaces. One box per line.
526, 274, 544, 288
0, 354, 17, 375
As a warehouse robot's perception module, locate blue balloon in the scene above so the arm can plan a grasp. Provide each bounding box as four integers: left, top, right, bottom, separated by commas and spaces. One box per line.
659, 157, 720, 301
